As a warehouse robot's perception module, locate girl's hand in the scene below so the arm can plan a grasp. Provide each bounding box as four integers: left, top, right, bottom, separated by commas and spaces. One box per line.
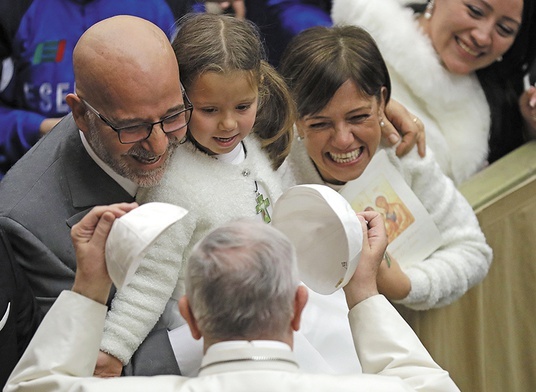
94, 351, 123, 377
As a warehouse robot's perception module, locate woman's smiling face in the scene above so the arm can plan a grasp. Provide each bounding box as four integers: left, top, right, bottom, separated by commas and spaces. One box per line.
296, 80, 385, 185
422, 0, 522, 74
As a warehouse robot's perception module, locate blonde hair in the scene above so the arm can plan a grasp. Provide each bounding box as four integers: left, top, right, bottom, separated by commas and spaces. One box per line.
173, 13, 296, 169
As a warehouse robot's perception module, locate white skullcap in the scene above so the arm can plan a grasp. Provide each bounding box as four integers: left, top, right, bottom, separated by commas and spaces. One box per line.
272, 185, 362, 295
105, 202, 188, 289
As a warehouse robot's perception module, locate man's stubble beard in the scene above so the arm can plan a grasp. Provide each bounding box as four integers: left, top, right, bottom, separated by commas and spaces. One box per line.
86, 117, 179, 188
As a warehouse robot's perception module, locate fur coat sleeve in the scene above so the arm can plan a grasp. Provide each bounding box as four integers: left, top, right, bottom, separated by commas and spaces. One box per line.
288, 139, 492, 309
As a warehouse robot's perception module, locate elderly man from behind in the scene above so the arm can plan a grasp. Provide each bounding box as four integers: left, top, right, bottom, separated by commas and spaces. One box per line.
0, 15, 191, 375
5, 203, 460, 392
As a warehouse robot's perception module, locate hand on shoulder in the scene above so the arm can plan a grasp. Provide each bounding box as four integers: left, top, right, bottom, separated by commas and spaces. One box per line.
383, 99, 426, 158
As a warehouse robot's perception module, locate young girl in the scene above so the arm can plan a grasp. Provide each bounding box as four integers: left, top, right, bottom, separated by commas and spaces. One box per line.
98, 13, 296, 370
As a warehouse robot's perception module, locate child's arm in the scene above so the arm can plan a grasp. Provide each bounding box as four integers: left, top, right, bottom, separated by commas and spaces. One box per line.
96, 217, 195, 374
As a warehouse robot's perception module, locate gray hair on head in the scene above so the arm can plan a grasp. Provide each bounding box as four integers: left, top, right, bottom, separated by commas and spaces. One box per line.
185, 219, 300, 341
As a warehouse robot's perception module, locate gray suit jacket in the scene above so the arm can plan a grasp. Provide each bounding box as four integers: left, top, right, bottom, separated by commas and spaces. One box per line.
0, 114, 179, 376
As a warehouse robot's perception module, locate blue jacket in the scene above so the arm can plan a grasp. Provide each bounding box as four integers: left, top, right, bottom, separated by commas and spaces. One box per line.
0, 0, 189, 179
245, 0, 332, 66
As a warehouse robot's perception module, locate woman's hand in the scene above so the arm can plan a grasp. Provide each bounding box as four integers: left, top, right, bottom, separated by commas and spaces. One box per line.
205, 0, 246, 19
519, 86, 536, 139
376, 252, 411, 301
383, 99, 426, 158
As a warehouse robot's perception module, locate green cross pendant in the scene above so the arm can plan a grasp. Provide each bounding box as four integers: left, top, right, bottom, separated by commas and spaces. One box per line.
255, 192, 271, 223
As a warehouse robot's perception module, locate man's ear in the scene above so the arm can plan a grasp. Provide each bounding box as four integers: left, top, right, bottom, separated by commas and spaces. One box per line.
66, 93, 90, 133
290, 285, 308, 332
179, 296, 202, 340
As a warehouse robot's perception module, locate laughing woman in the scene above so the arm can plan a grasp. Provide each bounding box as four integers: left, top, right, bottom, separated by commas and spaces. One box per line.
279, 25, 492, 310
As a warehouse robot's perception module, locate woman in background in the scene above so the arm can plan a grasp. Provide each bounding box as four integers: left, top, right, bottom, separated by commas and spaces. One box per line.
331, 0, 536, 183
279, 24, 492, 310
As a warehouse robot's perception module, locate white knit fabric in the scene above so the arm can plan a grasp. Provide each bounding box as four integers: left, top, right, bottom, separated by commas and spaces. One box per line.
100, 135, 284, 364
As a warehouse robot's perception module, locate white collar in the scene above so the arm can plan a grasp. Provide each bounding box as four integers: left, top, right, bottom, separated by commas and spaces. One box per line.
79, 131, 138, 197
214, 142, 246, 165
208, 340, 291, 353
200, 340, 299, 376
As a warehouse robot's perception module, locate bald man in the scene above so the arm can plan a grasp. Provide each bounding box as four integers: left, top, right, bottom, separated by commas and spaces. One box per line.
0, 16, 191, 376
0, 0, 194, 179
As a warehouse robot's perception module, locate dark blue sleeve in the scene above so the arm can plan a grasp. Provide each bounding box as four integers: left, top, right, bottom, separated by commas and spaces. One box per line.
0, 0, 40, 178
246, 0, 332, 66
0, 104, 45, 179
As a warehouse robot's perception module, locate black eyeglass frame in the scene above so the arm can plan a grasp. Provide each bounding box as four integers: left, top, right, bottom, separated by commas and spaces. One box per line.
80, 89, 193, 144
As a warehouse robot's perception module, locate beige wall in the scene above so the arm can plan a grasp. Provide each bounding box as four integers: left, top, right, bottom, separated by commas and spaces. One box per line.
398, 141, 536, 392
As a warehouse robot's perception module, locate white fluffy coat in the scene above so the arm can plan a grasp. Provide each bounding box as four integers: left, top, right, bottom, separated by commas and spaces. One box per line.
282, 137, 492, 310
100, 136, 284, 364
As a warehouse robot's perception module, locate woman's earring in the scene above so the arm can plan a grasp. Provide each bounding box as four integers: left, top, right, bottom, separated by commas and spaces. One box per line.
424, 0, 435, 19
297, 135, 304, 141
380, 120, 385, 128
496, 55, 503, 62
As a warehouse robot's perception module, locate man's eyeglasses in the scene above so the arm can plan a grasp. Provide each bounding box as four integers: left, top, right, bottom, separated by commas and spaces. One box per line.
81, 93, 193, 144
